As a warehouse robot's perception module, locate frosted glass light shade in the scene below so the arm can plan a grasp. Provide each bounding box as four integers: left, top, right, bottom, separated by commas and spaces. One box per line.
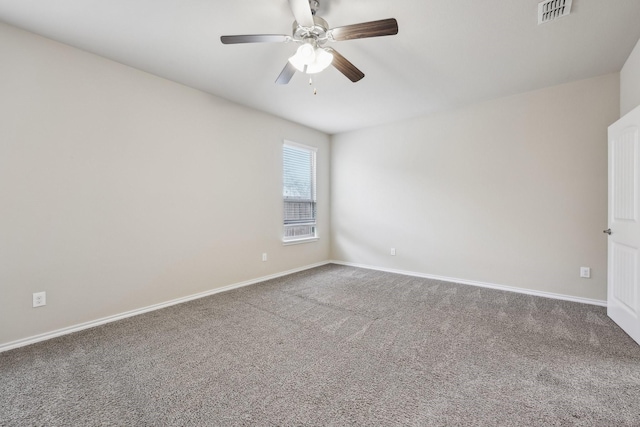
306, 48, 333, 74
288, 44, 333, 74
288, 44, 316, 72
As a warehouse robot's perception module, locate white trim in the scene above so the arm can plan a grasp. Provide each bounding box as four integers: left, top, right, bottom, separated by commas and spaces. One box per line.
0, 261, 330, 354
2, 260, 608, 353
283, 139, 318, 152
330, 260, 608, 307
283, 237, 319, 245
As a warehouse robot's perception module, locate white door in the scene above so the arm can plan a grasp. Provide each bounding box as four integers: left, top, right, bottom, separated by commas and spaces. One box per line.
608, 104, 640, 346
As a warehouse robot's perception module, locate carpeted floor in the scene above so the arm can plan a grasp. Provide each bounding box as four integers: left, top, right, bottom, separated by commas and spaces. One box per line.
1, 264, 640, 426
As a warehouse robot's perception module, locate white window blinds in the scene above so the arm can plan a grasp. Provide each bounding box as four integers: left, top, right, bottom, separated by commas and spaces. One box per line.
283, 142, 317, 241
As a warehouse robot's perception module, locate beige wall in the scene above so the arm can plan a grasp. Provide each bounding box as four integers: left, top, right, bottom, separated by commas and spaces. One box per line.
621, 37, 640, 117
1, 20, 629, 348
331, 73, 620, 301
0, 23, 330, 346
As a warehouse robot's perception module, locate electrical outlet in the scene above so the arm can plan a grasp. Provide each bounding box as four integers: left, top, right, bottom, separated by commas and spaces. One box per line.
262, 253, 268, 262
33, 291, 46, 308
390, 248, 396, 256
580, 267, 591, 279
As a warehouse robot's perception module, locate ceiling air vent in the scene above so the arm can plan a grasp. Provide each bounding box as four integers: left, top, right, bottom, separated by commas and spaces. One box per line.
538, 0, 572, 24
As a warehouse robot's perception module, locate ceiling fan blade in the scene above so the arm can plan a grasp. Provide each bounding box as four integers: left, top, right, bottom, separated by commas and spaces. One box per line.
220, 34, 290, 44
276, 62, 297, 85
329, 18, 398, 41
288, 0, 314, 28
325, 48, 364, 82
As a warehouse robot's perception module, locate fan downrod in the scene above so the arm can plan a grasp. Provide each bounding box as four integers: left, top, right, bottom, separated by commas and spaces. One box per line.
309, 0, 319, 15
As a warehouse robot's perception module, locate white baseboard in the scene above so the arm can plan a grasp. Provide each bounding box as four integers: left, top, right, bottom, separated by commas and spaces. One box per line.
330, 260, 608, 307
1, 260, 607, 353
0, 261, 331, 354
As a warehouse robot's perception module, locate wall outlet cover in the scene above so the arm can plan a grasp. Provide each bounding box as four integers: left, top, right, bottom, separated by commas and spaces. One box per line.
580, 267, 591, 278
33, 291, 46, 307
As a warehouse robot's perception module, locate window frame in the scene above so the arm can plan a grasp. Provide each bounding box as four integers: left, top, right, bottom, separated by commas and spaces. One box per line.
282, 140, 318, 245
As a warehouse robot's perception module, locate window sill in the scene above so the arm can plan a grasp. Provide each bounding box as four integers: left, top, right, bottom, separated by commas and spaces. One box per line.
282, 237, 319, 246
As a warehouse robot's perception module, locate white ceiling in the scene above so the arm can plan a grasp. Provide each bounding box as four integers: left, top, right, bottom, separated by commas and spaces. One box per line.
1, 0, 639, 134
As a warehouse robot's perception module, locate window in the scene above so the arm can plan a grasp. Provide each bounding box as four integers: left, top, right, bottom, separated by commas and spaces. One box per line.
283, 141, 317, 243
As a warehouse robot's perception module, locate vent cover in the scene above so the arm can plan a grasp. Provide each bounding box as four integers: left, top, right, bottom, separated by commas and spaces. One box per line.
538, 0, 572, 24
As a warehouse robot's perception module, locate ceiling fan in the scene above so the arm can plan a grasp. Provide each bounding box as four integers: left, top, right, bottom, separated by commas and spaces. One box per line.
220, 0, 398, 84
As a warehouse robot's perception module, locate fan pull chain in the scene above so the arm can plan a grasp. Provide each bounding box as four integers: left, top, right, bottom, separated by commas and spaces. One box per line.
309, 77, 318, 95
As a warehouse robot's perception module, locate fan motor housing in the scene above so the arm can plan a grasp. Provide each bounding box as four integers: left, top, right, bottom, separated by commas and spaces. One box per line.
292, 16, 329, 45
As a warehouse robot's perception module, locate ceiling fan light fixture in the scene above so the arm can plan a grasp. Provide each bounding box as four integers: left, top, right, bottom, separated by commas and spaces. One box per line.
288, 44, 333, 74
305, 48, 333, 74
222, 0, 399, 84
288, 43, 316, 72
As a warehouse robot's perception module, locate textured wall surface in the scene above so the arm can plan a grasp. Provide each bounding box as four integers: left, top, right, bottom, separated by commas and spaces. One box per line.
331, 74, 620, 301
621, 37, 640, 117
0, 23, 330, 346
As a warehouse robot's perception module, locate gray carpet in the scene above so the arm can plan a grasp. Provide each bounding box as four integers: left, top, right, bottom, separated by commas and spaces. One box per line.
1, 264, 640, 426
